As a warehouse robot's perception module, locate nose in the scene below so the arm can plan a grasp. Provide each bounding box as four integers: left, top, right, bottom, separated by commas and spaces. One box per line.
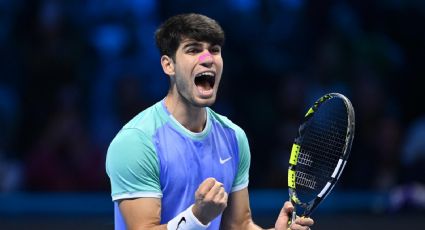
198, 51, 213, 64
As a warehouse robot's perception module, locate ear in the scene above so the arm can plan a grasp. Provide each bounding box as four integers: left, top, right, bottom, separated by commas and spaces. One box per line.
161, 55, 175, 76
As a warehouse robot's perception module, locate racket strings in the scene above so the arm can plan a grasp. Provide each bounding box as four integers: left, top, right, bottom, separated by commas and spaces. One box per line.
295, 98, 348, 198
296, 171, 317, 190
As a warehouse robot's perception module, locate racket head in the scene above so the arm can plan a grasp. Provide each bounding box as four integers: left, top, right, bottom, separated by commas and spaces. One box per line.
288, 93, 355, 217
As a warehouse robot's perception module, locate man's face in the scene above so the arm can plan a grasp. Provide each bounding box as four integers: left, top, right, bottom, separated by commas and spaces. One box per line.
170, 38, 223, 108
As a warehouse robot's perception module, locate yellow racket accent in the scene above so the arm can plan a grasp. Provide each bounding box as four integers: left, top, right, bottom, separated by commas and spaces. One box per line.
289, 144, 300, 165
305, 107, 314, 117
288, 169, 296, 189
290, 193, 300, 204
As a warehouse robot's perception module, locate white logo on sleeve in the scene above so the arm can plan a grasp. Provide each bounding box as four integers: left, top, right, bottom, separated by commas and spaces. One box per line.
219, 156, 232, 164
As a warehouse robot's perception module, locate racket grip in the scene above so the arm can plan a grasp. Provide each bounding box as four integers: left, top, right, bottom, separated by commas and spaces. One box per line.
288, 211, 296, 226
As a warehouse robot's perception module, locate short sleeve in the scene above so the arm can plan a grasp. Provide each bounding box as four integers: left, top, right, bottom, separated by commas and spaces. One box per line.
231, 127, 251, 192
106, 128, 162, 201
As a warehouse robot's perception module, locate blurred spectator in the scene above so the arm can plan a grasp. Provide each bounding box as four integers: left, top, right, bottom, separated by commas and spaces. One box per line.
25, 85, 107, 191
343, 73, 387, 189
390, 183, 425, 212
267, 73, 307, 188
0, 85, 23, 192
373, 116, 403, 190
0, 153, 22, 192
89, 60, 153, 151
16, 0, 85, 159
401, 116, 425, 184
0, 0, 422, 198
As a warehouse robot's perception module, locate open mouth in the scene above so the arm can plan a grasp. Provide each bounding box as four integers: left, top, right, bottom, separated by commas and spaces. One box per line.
194, 71, 215, 91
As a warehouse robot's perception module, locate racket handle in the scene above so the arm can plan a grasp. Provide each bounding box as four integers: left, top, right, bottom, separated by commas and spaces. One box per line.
288, 211, 296, 226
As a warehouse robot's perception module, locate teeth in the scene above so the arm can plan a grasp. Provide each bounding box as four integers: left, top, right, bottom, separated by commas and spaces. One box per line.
194, 71, 216, 88
196, 72, 215, 77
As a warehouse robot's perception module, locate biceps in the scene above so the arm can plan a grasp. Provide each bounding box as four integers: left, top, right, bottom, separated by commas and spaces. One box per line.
119, 198, 165, 230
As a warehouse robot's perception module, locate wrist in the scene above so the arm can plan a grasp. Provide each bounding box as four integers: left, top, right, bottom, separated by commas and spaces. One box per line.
167, 205, 210, 230
191, 204, 210, 225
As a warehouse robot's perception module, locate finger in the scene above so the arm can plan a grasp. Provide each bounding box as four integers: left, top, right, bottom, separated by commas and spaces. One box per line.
217, 190, 228, 208
205, 182, 224, 200
295, 217, 314, 226
221, 191, 228, 203
289, 223, 311, 230
213, 185, 224, 198
283, 201, 294, 214
196, 178, 216, 198
214, 187, 227, 202
212, 182, 224, 194
275, 201, 294, 230
281, 201, 294, 221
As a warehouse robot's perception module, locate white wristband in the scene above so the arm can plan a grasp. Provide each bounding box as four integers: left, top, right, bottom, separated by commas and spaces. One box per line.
167, 205, 210, 230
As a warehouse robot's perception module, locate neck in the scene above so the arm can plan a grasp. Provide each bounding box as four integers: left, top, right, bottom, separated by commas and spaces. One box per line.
165, 94, 207, 133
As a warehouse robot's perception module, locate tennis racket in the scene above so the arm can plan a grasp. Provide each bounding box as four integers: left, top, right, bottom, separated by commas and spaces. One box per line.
287, 93, 355, 223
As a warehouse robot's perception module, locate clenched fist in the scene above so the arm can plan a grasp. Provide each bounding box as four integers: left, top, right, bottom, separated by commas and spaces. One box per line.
192, 177, 228, 225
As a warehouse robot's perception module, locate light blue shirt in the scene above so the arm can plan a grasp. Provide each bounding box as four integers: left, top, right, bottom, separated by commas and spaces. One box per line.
106, 99, 251, 229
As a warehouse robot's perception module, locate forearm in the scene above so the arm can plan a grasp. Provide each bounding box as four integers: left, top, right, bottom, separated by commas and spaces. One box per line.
127, 205, 209, 230
247, 223, 266, 230
233, 219, 267, 230
127, 224, 167, 230
246, 221, 274, 230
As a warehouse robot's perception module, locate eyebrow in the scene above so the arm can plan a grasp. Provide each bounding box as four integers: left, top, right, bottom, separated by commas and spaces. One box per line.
182, 41, 203, 49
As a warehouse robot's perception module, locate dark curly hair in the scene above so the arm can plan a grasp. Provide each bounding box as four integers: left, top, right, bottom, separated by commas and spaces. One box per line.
155, 13, 225, 59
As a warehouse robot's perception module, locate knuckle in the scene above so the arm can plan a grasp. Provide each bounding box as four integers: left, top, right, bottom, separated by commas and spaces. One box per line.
291, 224, 305, 230
203, 194, 212, 202
212, 194, 221, 202
289, 224, 298, 230
207, 177, 216, 184
196, 191, 206, 200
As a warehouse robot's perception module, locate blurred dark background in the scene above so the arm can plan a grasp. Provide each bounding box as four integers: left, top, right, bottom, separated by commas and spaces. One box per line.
1, 0, 425, 229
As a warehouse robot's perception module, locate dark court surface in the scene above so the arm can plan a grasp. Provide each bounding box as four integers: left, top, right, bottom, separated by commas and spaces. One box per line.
0, 214, 424, 230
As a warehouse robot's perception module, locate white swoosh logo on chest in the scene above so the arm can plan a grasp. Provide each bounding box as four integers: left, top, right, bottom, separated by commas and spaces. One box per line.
219, 156, 232, 164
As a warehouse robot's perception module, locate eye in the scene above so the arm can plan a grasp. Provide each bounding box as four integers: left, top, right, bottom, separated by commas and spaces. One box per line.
186, 47, 202, 54
210, 46, 221, 54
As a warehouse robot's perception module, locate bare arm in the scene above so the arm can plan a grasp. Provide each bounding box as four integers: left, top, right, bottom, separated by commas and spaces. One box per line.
118, 197, 167, 230
220, 188, 261, 230
220, 188, 314, 230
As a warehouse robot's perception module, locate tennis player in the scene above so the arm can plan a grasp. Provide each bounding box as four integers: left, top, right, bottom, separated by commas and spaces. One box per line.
106, 13, 314, 230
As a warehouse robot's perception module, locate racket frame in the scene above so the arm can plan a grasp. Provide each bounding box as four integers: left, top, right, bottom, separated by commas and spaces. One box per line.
288, 93, 355, 218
